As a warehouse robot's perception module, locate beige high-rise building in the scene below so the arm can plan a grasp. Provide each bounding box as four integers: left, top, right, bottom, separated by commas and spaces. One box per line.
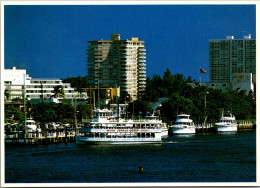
87, 34, 146, 100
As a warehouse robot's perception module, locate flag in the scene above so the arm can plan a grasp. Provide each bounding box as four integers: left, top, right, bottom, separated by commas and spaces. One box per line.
200, 69, 206, 73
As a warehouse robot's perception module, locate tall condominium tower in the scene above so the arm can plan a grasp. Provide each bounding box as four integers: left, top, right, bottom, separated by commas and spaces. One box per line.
87, 34, 146, 100
209, 34, 256, 83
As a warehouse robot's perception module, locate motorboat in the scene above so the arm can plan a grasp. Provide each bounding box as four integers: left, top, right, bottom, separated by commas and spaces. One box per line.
215, 112, 237, 132
25, 120, 38, 132
169, 114, 196, 134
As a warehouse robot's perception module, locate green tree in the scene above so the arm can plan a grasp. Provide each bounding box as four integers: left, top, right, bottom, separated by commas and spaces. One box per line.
50, 85, 65, 99
4, 88, 10, 101
127, 100, 151, 117
143, 75, 164, 102
62, 76, 90, 92
119, 91, 132, 104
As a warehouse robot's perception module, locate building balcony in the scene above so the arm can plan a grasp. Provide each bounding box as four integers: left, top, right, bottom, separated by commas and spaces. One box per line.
139, 60, 146, 63
139, 63, 146, 66
138, 48, 146, 51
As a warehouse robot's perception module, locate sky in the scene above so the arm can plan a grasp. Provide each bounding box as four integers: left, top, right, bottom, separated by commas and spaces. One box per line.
4, 4, 256, 82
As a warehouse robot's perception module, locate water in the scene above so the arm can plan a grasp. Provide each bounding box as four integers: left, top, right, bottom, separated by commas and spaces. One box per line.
5, 130, 256, 183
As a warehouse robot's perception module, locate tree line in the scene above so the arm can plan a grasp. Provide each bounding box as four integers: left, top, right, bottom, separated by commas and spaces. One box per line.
5, 69, 256, 124
140, 68, 255, 124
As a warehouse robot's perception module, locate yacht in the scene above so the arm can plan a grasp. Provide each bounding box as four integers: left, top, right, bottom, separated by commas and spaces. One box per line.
215, 112, 237, 132
169, 114, 196, 134
24, 119, 41, 137
25, 120, 39, 132
76, 108, 166, 144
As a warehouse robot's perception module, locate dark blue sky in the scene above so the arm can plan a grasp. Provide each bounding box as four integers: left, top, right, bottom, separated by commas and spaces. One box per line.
4, 5, 256, 82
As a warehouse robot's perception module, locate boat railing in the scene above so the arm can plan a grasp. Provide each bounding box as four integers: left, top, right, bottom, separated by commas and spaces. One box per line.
82, 124, 160, 130
196, 123, 214, 129
237, 121, 252, 125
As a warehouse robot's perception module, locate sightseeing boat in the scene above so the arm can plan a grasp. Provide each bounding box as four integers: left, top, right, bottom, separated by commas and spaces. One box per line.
215, 112, 237, 132
145, 115, 168, 137
169, 114, 196, 134
76, 108, 166, 144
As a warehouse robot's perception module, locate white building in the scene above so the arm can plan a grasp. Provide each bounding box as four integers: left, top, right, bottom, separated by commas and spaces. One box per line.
209, 34, 256, 83
194, 72, 254, 94
4, 67, 88, 104
231, 73, 254, 93
193, 34, 256, 94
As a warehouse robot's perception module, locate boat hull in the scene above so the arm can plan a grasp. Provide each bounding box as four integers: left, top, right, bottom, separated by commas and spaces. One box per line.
215, 125, 237, 132
76, 136, 162, 145
169, 126, 196, 134
161, 128, 169, 137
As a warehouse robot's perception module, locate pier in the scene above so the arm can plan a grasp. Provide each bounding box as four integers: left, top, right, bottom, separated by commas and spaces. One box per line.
5, 128, 77, 145
5, 122, 255, 145
195, 123, 216, 133
238, 121, 255, 129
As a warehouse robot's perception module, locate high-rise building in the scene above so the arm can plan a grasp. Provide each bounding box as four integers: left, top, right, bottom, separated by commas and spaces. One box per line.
209, 34, 256, 83
87, 34, 146, 100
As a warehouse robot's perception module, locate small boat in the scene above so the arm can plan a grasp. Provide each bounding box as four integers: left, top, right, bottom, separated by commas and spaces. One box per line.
215, 112, 237, 132
169, 114, 196, 134
25, 120, 38, 132
23, 119, 41, 137
76, 108, 166, 144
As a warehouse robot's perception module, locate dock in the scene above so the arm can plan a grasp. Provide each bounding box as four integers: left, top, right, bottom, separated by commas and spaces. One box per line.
238, 121, 255, 129
5, 122, 255, 145
195, 123, 216, 133
5, 128, 77, 145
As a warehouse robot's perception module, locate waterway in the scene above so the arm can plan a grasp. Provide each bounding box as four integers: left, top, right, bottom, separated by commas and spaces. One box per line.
4, 130, 256, 183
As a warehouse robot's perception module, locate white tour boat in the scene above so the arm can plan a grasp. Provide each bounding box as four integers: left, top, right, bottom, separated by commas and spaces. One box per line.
169, 114, 196, 134
145, 115, 168, 137
76, 108, 166, 144
215, 112, 237, 132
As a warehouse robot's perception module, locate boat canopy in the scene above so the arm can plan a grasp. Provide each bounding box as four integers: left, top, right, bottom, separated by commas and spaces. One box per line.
178, 114, 190, 118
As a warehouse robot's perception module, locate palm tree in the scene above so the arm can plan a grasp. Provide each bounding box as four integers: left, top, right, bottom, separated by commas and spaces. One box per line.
50, 85, 65, 100
4, 88, 10, 101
